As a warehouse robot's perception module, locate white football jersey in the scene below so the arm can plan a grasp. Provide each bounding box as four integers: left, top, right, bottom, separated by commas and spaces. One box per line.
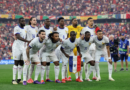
55, 27, 68, 40
93, 36, 109, 51
29, 37, 47, 55
43, 39, 61, 53
81, 26, 95, 50
39, 26, 53, 37
24, 25, 38, 41
77, 37, 94, 53
13, 25, 26, 49
61, 38, 79, 54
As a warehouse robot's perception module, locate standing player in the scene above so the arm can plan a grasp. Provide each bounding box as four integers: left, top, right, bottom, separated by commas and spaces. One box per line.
60, 31, 82, 83
23, 30, 46, 85
93, 30, 115, 81
78, 31, 95, 81
12, 17, 30, 84
67, 18, 84, 81
39, 18, 54, 82
119, 33, 129, 71
40, 32, 62, 83
54, 17, 68, 82
81, 17, 97, 80
23, 17, 38, 83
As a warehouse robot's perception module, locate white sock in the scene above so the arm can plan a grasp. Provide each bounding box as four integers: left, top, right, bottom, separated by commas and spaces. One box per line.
65, 65, 67, 78
54, 66, 59, 80
13, 65, 18, 80
93, 67, 96, 78
75, 73, 78, 79
23, 64, 29, 81
41, 66, 46, 81
34, 64, 41, 81
95, 61, 100, 78
84, 63, 88, 79
62, 65, 66, 79
18, 65, 23, 79
28, 64, 35, 79
80, 67, 83, 80
86, 66, 94, 79
108, 62, 113, 78
46, 66, 50, 79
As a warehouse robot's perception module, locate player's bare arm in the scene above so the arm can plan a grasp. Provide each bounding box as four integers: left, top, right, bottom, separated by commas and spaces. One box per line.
77, 46, 82, 57
106, 45, 112, 64
26, 46, 31, 64
60, 47, 69, 58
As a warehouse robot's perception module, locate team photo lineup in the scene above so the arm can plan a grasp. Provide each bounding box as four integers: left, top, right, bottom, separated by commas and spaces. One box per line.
11, 16, 128, 85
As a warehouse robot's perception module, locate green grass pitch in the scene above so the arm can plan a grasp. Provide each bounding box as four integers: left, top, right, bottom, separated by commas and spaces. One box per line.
0, 62, 130, 90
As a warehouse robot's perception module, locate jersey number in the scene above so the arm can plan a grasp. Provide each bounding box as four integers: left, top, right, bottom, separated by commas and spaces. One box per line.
32, 34, 35, 38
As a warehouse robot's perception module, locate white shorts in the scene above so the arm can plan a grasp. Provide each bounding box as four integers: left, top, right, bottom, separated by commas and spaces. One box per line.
23, 48, 28, 60
55, 46, 62, 60
12, 46, 23, 60
60, 52, 74, 65
30, 54, 40, 62
41, 51, 59, 62
95, 50, 108, 62
89, 50, 95, 59
81, 52, 94, 63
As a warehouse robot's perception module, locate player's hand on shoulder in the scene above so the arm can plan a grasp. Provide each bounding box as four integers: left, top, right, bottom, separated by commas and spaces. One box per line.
59, 38, 62, 42
25, 60, 30, 65
53, 26, 57, 31
80, 34, 84, 40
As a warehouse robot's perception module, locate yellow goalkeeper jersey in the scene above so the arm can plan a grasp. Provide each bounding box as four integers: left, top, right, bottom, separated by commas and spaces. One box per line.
67, 25, 84, 38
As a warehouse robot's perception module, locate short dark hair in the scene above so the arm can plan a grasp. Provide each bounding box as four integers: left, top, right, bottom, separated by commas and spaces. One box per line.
85, 31, 90, 35
70, 31, 76, 35
19, 17, 24, 23
71, 18, 76, 22
39, 30, 45, 34
87, 17, 93, 21
28, 17, 36, 25
97, 30, 102, 33
58, 17, 64, 23
45, 18, 49, 21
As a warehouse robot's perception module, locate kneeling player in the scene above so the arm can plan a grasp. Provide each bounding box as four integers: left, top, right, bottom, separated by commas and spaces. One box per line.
40, 32, 62, 83
60, 31, 82, 83
78, 31, 95, 81
23, 30, 46, 85
93, 30, 115, 81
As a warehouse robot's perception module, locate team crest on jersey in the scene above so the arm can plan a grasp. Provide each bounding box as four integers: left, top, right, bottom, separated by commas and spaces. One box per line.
102, 42, 105, 45
75, 44, 77, 47
65, 30, 68, 33
25, 30, 27, 33
36, 30, 37, 33
50, 31, 52, 33
56, 44, 59, 47
89, 43, 91, 45
15, 56, 16, 58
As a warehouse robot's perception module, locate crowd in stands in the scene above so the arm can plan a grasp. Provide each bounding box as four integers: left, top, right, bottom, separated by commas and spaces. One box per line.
0, 0, 130, 16
0, 20, 130, 60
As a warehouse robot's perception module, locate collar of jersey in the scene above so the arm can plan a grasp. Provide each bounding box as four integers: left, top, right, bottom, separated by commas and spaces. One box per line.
87, 26, 94, 29
69, 38, 75, 43
58, 26, 64, 29
39, 37, 44, 43
84, 37, 89, 42
44, 26, 50, 30
30, 25, 35, 29
97, 37, 103, 41
18, 25, 24, 29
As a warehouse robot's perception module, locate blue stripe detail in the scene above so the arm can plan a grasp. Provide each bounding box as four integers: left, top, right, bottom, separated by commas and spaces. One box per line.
61, 46, 64, 49
18, 25, 24, 29
69, 56, 73, 72
87, 26, 94, 29
15, 33, 20, 35
29, 45, 32, 48
44, 26, 50, 30
97, 37, 103, 41
58, 26, 64, 29
30, 25, 35, 29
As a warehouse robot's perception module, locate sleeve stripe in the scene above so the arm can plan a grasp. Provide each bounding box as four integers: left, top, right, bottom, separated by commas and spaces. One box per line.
29, 45, 32, 48
15, 33, 20, 35
61, 46, 64, 49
